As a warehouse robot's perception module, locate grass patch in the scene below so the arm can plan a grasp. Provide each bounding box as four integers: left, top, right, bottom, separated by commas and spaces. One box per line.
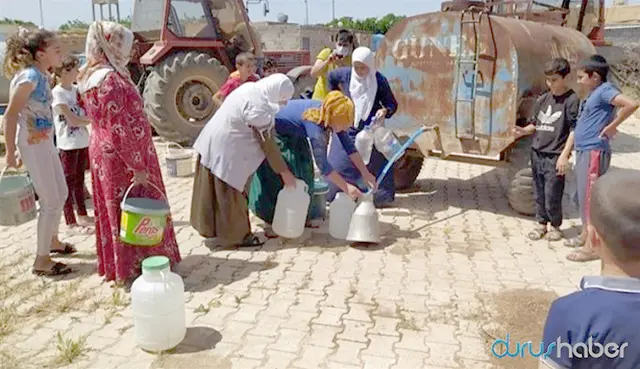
0, 350, 19, 369
103, 309, 122, 325
54, 331, 88, 365
109, 289, 129, 308
194, 299, 222, 317
395, 305, 420, 331
29, 281, 91, 316
0, 304, 18, 339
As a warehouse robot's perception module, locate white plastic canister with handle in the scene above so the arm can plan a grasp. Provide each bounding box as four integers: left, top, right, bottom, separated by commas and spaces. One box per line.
272, 178, 310, 238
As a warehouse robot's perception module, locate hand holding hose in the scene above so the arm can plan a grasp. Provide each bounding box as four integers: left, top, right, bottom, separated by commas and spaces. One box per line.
362, 171, 377, 192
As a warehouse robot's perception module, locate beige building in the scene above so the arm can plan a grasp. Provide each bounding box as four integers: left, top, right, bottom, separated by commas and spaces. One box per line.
252, 22, 372, 59
606, 4, 640, 25
605, 4, 640, 44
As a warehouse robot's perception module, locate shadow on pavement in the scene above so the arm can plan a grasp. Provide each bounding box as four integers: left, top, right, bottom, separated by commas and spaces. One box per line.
251, 220, 422, 253
149, 327, 231, 368
394, 166, 581, 222
173, 326, 222, 353
176, 255, 277, 293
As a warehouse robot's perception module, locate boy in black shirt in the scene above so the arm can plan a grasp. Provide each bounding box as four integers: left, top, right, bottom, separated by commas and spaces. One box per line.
514, 58, 580, 241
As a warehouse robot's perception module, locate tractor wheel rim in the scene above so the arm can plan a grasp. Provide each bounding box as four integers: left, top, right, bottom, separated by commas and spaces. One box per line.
176, 80, 215, 122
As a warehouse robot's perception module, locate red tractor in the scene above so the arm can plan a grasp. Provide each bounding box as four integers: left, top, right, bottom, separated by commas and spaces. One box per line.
126, 0, 310, 143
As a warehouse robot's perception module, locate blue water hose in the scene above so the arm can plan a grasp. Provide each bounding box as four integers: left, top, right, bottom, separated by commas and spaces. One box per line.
366, 126, 431, 194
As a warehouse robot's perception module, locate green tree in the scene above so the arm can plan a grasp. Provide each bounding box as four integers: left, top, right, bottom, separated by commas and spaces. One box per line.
118, 16, 132, 29
59, 19, 90, 31
58, 16, 132, 31
0, 18, 37, 28
325, 14, 405, 34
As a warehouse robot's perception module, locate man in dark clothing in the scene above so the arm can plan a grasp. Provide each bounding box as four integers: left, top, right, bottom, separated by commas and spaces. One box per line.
514, 58, 580, 241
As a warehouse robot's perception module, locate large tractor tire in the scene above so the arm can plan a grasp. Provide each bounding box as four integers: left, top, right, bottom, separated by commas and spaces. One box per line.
393, 149, 425, 191
143, 52, 229, 144
506, 135, 535, 216
287, 65, 316, 99
508, 168, 536, 216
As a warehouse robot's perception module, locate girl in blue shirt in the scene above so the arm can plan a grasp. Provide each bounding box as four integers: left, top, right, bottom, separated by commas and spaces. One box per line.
248, 91, 376, 237
326, 46, 398, 207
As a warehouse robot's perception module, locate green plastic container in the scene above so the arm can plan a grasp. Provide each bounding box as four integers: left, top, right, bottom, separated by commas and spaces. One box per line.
310, 179, 329, 220
141, 255, 170, 273
120, 183, 170, 246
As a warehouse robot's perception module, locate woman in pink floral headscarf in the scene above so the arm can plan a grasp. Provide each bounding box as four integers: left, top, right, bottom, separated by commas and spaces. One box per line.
77, 21, 181, 284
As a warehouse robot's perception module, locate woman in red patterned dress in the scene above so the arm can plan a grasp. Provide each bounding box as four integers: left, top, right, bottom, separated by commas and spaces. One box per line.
77, 21, 181, 284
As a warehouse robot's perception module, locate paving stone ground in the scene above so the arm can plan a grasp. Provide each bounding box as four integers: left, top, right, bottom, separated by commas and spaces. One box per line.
1, 117, 639, 369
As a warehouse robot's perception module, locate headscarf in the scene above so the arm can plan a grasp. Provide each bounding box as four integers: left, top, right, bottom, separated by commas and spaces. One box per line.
349, 47, 378, 127
302, 91, 354, 131
244, 73, 294, 134
78, 21, 134, 93
254, 73, 294, 111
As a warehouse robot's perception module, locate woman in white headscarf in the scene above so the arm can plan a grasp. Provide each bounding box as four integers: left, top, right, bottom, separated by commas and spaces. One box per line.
326, 46, 398, 208
190, 73, 297, 247
77, 21, 181, 284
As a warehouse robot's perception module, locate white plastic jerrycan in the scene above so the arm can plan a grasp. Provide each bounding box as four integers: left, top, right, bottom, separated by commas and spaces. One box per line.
346, 194, 381, 243
373, 125, 405, 161
354, 126, 374, 165
329, 192, 357, 239
272, 178, 310, 238
131, 256, 186, 352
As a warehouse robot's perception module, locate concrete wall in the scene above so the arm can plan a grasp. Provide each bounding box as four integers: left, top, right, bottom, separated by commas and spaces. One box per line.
253, 22, 372, 60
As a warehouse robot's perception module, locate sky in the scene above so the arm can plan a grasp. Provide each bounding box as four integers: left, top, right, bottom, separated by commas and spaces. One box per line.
0, 0, 634, 30
1, 0, 466, 29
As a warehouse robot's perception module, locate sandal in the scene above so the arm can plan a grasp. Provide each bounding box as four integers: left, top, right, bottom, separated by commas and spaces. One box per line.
545, 227, 563, 242
566, 247, 600, 262
527, 225, 547, 241
236, 234, 265, 247
69, 225, 95, 235
32, 262, 73, 276
564, 236, 585, 248
304, 221, 320, 229
264, 227, 278, 239
77, 216, 95, 226
50, 242, 77, 255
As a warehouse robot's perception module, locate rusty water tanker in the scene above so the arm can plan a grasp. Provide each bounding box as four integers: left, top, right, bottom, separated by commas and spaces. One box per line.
374, 3, 604, 214
378, 10, 596, 160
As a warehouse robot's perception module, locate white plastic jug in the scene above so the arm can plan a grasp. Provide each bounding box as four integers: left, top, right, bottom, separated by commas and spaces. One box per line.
373, 125, 405, 161
131, 256, 186, 352
329, 192, 357, 239
272, 178, 310, 238
354, 127, 374, 165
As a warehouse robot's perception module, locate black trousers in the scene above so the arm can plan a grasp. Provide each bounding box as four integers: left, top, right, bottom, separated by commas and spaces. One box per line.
531, 150, 565, 228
